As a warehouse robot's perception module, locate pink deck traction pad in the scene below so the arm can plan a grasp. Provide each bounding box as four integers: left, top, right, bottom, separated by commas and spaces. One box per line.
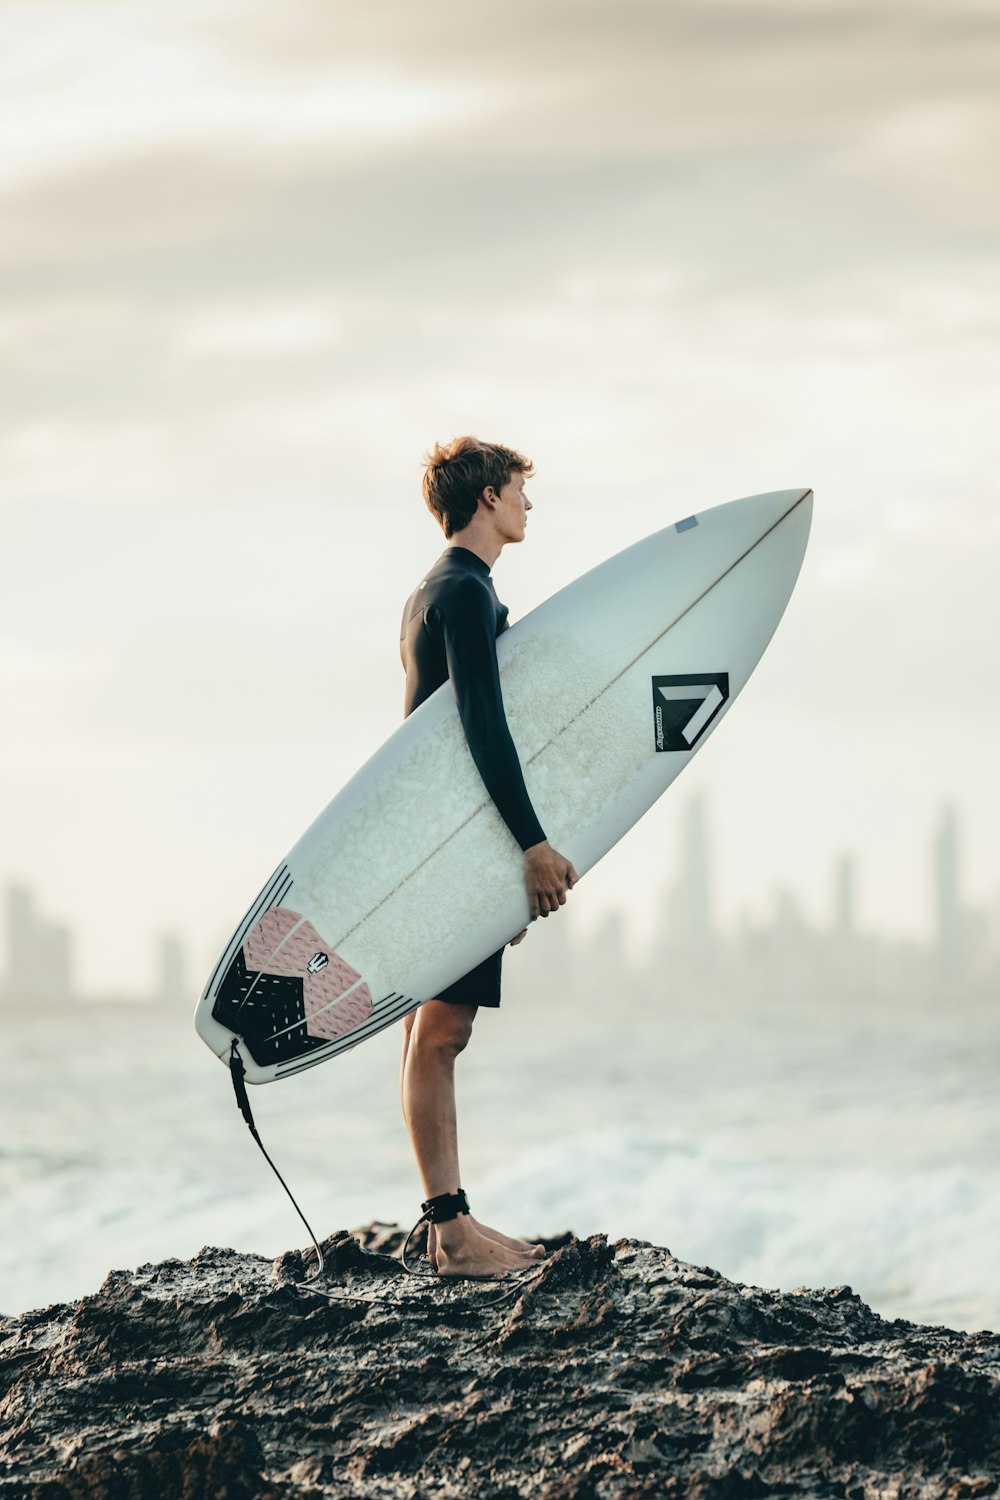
243, 907, 373, 1041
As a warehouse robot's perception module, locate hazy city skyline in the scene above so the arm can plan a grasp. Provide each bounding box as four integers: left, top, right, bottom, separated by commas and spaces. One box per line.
3, 795, 992, 1010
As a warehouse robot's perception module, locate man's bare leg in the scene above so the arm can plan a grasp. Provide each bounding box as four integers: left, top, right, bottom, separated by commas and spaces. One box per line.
399, 1006, 544, 1267
400, 1001, 543, 1277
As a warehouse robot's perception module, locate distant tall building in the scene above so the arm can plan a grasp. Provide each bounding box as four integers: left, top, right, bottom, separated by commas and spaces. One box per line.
773, 885, 805, 940
833, 854, 856, 937
933, 805, 963, 983
3, 883, 75, 1006
36, 919, 73, 1005
4, 883, 36, 1003
593, 907, 628, 984
156, 932, 188, 1007
534, 892, 576, 994
680, 795, 714, 949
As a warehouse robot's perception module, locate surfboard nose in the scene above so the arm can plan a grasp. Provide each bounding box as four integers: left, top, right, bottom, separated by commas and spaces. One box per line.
772, 487, 813, 582
751, 487, 812, 524
752, 486, 812, 542
681, 487, 812, 561
786, 487, 813, 534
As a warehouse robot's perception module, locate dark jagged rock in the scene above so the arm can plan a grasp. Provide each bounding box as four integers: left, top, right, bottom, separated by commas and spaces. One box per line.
1, 1228, 998, 1498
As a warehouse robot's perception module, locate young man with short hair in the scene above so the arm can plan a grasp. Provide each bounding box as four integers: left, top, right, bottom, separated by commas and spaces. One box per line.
398, 436, 577, 1279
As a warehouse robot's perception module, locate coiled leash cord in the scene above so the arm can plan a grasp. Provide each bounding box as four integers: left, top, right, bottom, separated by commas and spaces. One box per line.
229, 1050, 332, 1284
229, 1040, 543, 1310
230, 1044, 383, 1302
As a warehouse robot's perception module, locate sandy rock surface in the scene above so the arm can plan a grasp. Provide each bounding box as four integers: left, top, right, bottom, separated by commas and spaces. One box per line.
1, 1225, 998, 1498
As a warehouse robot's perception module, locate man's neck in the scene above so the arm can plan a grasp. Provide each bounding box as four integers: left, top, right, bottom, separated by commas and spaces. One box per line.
445, 521, 503, 571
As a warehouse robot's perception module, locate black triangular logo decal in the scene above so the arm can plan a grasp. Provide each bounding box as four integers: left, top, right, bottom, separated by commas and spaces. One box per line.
651, 673, 730, 751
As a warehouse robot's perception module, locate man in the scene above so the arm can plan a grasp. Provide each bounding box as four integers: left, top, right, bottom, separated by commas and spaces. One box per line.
398, 436, 578, 1279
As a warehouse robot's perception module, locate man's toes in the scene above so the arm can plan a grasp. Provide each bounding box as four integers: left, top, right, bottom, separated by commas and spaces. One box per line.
470, 1216, 546, 1257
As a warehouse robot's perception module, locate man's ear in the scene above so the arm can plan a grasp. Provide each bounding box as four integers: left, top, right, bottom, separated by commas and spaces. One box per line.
480, 485, 498, 510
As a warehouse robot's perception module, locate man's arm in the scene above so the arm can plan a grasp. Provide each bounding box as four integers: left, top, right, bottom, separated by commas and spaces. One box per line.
436, 579, 545, 852
436, 581, 577, 919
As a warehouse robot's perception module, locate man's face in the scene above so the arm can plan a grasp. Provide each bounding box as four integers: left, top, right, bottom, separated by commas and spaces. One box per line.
490, 470, 532, 543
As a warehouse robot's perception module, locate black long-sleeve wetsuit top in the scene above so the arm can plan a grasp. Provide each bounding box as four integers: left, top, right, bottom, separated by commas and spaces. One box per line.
399, 545, 546, 853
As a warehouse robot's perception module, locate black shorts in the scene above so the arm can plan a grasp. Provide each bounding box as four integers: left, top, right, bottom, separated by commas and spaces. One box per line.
435, 946, 503, 1008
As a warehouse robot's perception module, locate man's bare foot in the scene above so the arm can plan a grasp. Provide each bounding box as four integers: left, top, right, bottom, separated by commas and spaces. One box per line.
470, 1215, 545, 1259
427, 1218, 543, 1271
434, 1219, 539, 1279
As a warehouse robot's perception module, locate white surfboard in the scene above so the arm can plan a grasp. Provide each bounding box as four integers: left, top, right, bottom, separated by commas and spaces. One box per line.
195, 488, 812, 1084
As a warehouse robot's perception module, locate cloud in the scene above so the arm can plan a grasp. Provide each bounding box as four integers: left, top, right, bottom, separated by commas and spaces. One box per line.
0, 3, 491, 187
2, 0, 997, 341
172, 301, 346, 357
835, 100, 1000, 223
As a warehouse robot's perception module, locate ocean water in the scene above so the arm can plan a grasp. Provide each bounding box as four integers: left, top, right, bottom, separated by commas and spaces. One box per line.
2, 990, 998, 1332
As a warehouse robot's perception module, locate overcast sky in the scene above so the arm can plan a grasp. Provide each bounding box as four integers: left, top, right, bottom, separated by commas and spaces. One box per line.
2, 0, 998, 996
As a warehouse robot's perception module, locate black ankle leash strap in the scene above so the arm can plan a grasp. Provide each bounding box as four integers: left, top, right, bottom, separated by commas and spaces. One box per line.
421, 1189, 471, 1223
401, 1189, 470, 1273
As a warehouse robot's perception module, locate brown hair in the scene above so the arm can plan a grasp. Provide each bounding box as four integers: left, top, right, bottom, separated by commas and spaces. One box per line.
421, 435, 534, 537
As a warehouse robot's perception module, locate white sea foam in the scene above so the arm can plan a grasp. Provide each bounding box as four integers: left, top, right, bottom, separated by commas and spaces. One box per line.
2, 1001, 998, 1332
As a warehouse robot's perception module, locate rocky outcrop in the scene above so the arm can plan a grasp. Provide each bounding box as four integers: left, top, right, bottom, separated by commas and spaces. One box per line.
1, 1225, 998, 1498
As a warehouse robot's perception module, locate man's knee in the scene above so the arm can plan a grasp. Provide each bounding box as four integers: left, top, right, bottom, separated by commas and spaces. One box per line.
412, 1001, 475, 1060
